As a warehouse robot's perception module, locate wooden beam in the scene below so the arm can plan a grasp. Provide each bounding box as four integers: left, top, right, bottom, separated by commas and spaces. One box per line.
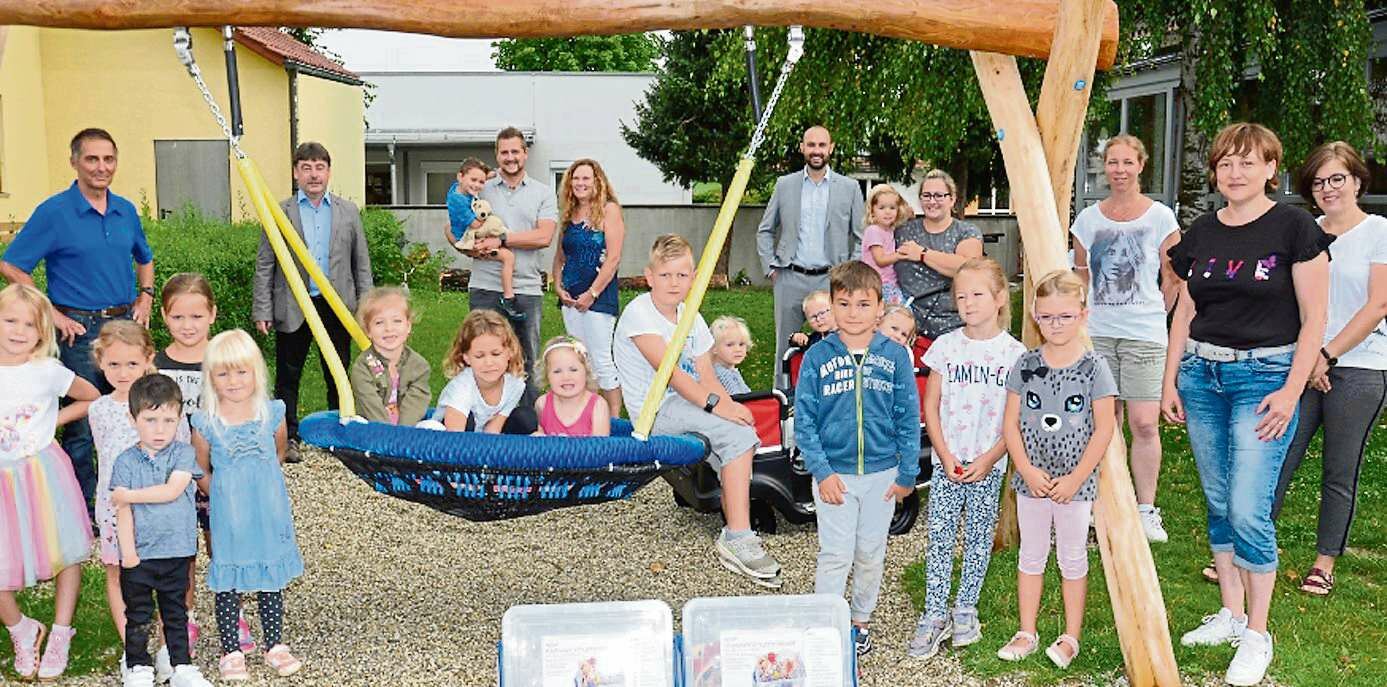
0, 0, 1119, 68
0, 26, 7, 71
1036, 0, 1108, 226
971, 50, 1180, 687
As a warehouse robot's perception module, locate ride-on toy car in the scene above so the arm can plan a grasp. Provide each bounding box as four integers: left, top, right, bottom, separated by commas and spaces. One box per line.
665, 346, 933, 536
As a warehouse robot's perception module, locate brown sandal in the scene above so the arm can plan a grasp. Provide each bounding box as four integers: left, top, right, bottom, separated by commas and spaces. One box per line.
1299, 567, 1334, 596
1201, 559, 1219, 584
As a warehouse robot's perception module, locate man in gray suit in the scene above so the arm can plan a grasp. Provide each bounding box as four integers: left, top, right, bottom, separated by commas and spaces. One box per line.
756, 126, 864, 381
253, 142, 373, 458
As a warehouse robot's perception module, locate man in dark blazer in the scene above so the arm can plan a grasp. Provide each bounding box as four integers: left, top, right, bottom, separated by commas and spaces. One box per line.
253, 142, 372, 459
755, 125, 865, 382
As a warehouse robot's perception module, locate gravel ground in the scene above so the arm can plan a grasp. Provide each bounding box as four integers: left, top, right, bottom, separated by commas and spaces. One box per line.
58, 447, 1237, 687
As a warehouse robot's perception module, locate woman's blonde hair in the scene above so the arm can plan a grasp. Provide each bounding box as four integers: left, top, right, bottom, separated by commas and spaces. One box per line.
919, 169, 961, 218
160, 272, 216, 314
91, 319, 156, 370
201, 329, 271, 427
443, 309, 526, 379
355, 286, 414, 332
1032, 268, 1089, 307
864, 184, 911, 228
1103, 134, 1149, 166
0, 283, 57, 360
710, 315, 754, 349
539, 335, 596, 392
559, 158, 620, 231
954, 257, 1012, 331
879, 304, 918, 340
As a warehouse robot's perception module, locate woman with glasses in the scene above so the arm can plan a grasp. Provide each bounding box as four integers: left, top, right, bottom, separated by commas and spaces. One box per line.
1069, 134, 1182, 544
894, 169, 985, 343
1161, 123, 1331, 687
1269, 141, 1387, 598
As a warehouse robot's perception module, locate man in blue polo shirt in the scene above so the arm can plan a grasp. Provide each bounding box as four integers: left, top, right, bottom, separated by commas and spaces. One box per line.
0, 128, 156, 512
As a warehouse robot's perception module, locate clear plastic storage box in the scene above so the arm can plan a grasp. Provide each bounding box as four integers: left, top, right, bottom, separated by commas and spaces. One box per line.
500, 599, 675, 687
682, 594, 853, 687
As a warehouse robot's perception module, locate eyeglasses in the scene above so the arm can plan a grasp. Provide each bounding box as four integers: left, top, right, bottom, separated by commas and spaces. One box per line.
807, 308, 832, 321
919, 192, 952, 202
1310, 173, 1350, 192
1034, 313, 1080, 327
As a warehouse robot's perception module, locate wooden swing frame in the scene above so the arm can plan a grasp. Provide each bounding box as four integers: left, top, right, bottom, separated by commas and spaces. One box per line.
0, 2, 1179, 684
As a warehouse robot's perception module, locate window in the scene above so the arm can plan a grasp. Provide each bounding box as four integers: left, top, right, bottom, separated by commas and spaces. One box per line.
1075, 84, 1177, 209
1081, 104, 1122, 197
365, 164, 392, 205
1366, 53, 1387, 198
1126, 92, 1168, 194
426, 172, 454, 205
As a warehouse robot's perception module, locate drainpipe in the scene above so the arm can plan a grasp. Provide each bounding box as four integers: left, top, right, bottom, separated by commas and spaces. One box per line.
287, 64, 299, 193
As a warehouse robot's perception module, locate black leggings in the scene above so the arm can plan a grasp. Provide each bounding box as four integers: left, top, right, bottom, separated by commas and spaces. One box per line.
215, 591, 284, 654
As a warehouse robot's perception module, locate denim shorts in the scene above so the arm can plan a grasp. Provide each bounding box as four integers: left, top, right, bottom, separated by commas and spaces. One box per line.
1177, 350, 1297, 573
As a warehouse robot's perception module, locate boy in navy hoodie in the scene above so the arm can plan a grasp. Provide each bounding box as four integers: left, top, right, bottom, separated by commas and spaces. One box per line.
794, 261, 920, 657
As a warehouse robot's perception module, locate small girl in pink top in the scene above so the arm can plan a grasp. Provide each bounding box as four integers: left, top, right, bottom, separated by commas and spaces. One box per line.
534, 336, 611, 437
860, 184, 913, 304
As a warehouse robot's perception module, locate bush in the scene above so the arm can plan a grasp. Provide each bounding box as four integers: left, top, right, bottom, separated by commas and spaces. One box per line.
362, 207, 445, 294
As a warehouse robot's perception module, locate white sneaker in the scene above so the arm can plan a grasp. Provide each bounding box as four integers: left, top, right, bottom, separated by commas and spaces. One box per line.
169, 664, 214, 687
714, 531, 782, 582
1225, 630, 1273, 686
123, 664, 156, 687
1139, 506, 1169, 543
154, 645, 174, 683
1181, 607, 1248, 647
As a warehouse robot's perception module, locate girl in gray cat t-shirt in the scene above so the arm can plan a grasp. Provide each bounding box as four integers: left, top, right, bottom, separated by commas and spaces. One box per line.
998, 269, 1117, 670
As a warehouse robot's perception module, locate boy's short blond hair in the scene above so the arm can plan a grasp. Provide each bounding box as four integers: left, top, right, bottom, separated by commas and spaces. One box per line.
648, 234, 694, 267
800, 290, 830, 313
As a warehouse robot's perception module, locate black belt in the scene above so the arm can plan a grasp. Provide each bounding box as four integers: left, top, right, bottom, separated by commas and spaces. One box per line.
55, 303, 132, 319
785, 264, 830, 276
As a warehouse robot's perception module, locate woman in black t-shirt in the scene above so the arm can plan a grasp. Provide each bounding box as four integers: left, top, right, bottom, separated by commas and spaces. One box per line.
1159, 123, 1330, 686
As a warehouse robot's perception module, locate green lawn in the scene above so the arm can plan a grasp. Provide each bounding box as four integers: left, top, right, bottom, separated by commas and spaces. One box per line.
7, 286, 1384, 685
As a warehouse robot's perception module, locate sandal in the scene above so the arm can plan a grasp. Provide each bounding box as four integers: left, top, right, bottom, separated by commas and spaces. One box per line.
1299, 567, 1334, 596
1046, 634, 1080, 669
1202, 559, 1219, 584
996, 630, 1039, 661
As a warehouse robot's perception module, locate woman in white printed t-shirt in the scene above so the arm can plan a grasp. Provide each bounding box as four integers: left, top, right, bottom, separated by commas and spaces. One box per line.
1270, 141, 1387, 598
1069, 134, 1181, 544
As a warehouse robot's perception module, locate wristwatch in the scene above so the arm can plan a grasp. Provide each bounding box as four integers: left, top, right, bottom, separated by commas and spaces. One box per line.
703, 393, 721, 413
138, 286, 155, 298
498, 233, 508, 248
589, 289, 601, 300
1320, 347, 1338, 368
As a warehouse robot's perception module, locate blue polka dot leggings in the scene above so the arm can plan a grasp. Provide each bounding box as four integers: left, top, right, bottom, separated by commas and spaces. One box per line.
215, 590, 284, 654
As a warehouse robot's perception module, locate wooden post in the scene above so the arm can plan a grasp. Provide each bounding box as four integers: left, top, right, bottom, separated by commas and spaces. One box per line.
0, 26, 8, 70
971, 49, 1181, 687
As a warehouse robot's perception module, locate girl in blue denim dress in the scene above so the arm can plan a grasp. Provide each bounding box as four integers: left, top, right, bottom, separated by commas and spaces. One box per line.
191, 330, 304, 680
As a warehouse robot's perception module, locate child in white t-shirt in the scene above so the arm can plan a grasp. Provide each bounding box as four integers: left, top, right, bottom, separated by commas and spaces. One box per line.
909, 258, 1026, 660
424, 310, 533, 434
613, 235, 780, 587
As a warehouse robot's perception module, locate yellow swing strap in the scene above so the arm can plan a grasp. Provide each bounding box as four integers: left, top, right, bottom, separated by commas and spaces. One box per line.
632, 28, 804, 440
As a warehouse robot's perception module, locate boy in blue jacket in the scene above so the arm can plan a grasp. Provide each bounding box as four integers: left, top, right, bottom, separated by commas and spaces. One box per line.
794, 261, 921, 657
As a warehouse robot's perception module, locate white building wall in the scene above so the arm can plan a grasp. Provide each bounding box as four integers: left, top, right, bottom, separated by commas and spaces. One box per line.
362, 71, 690, 206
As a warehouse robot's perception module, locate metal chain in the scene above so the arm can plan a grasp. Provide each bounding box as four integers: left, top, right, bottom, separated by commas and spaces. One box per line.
173, 28, 245, 159
746, 27, 804, 159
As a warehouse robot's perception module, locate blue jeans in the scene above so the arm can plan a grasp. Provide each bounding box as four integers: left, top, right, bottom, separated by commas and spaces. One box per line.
1178, 351, 1298, 573
58, 310, 125, 511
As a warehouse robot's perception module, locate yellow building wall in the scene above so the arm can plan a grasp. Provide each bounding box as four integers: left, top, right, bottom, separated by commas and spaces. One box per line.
37, 28, 292, 221
296, 75, 365, 205
0, 27, 53, 226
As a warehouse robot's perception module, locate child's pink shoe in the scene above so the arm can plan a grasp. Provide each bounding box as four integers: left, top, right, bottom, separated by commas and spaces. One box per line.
236, 614, 256, 653
187, 620, 200, 658
36, 624, 75, 681
264, 645, 302, 677
218, 651, 250, 682
7, 616, 45, 680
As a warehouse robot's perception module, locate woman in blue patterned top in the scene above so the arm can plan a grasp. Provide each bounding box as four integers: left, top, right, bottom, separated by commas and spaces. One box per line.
552, 159, 625, 416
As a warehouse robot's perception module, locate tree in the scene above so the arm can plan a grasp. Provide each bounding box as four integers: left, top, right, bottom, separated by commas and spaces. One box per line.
493, 34, 662, 72
1116, 0, 1377, 223
622, 28, 1061, 203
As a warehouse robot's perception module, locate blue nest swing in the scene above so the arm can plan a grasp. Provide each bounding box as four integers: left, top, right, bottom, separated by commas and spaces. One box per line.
298, 412, 709, 521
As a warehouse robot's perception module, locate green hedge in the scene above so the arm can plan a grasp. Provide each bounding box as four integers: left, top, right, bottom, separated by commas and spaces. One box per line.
3, 207, 443, 355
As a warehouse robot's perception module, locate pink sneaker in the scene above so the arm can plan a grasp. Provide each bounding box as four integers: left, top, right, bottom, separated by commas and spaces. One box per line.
218, 651, 250, 682
187, 620, 200, 658
236, 614, 256, 653
7, 616, 45, 680
264, 644, 302, 677
37, 624, 75, 681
